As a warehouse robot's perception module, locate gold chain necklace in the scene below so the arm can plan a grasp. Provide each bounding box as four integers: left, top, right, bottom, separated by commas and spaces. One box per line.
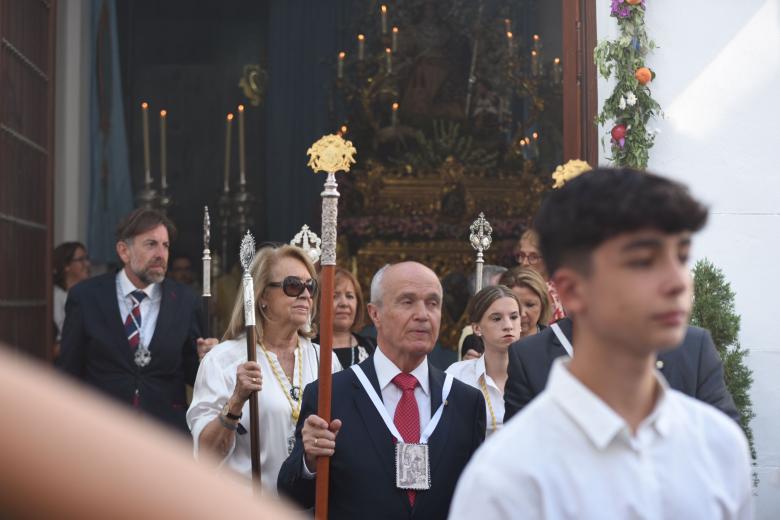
479, 374, 497, 433
261, 337, 303, 421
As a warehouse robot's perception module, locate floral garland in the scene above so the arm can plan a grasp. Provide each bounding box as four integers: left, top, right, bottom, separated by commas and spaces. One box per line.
595, 0, 661, 169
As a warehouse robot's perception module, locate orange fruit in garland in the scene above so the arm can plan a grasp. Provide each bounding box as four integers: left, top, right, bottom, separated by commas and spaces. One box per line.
635, 67, 652, 85
626, 0, 642, 5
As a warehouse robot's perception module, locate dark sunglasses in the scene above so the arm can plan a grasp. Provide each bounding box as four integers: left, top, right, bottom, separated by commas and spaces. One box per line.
268, 276, 318, 297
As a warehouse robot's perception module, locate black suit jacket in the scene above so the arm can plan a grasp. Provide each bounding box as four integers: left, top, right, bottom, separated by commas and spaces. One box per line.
58, 272, 203, 432
504, 317, 739, 423
278, 356, 486, 520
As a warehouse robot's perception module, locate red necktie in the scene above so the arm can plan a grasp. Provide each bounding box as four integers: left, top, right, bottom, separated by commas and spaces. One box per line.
392, 372, 420, 507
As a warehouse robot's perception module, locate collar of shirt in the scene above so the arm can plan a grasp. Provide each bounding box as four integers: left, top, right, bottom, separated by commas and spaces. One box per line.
373, 345, 430, 398
118, 268, 161, 302
547, 357, 672, 450
474, 354, 502, 392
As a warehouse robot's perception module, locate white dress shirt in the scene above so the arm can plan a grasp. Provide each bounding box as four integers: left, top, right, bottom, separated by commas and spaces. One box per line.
373, 345, 432, 429
450, 358, 753, 520
116, 269, 161, 348
187, 337, 341, 493
53, 285, 67, 341
446, 355, 503, 435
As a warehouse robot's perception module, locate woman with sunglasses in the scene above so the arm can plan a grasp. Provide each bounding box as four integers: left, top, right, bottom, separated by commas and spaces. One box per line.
313, 267, 375, 368
514, 229, 565, 323
187, 245, 341, 492
447, 285, 521, 435
52, 242, 91, 346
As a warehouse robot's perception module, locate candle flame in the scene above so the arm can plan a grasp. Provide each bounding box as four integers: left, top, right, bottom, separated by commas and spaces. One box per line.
533, 132, 539, 140
392, 26, 398, 33
160, 110, 167, 117
385, 48, 391, 54
358, 34, 365, 41
227, 113, 234, 121
392, 102, 399, 111
519, 140, 526, 147
141, 102, 148, 109
531, 50, 538, 56
340, 125, 348, 135
525, 137, 531, 145
238, 105, 244, 113
507, 31, 513, 39
533, 34, 540, 41
381, 5, 387, 13
554, 57, 561, 64
339, 51, 346, 59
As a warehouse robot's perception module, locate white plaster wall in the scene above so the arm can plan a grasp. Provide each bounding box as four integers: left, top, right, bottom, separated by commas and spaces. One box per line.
53, 0, 90, 245
597, 2, 780, 517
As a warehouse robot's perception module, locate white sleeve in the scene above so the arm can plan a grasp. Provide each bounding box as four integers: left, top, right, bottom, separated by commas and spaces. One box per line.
186, 352, 237, 463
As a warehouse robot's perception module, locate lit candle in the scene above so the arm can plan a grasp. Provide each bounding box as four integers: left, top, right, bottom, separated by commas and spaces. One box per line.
141, 102, 151, 184
339, 125, 348, 136
391, 102, 399, 127
520, 139, 528, 160
392, 27, 399, 53
380, 5, 388, 34
337, 51, 345, 79
532, 132, 540, 158
223, 113, 233, 193
531, 50, 539, 76
552, 57, 562, 84
533, 34, 541, 49
507, 31, 514, 53
159, 110, 167, 190
385, 48, 392, 74
357, 34, 365, 61
504, 19, 511, 33
238, 105, 246, 186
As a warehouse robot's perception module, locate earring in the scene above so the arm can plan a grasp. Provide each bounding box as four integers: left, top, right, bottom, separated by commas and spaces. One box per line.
261, 304, 267, 310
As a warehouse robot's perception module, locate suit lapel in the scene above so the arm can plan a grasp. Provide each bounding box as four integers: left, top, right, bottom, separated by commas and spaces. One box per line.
98, 274, 135, 363
351, 359, 396, 482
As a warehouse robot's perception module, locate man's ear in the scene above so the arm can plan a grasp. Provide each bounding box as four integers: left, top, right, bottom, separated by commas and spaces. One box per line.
116, 241, 130, 265
552, 267, 586, 316
367, 303, 381, 328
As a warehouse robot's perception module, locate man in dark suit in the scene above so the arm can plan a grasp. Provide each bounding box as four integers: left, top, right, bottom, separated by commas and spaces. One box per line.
278, 262, 486, 519
59, 209, 218, 433
504, 317, 739, 422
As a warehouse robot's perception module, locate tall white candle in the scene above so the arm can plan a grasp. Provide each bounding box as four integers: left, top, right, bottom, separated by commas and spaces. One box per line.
141, 102, 151, 184
223, 113, 233, 193
238, 105, 246, 186
159, 110, 167, 189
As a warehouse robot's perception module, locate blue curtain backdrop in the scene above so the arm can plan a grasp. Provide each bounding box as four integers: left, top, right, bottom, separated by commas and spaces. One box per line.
88, 0, 133, 264
263, 0, 349, 242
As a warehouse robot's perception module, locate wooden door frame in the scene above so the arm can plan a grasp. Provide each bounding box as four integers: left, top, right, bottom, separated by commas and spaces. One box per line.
562, 0, 598, 166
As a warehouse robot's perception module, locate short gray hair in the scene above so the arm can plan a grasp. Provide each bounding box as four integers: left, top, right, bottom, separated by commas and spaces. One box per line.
370, 264, 391, 306
467, 264, 508, 296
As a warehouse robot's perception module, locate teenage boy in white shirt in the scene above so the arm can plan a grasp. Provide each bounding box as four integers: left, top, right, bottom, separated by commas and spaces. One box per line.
450, 168, 752, 520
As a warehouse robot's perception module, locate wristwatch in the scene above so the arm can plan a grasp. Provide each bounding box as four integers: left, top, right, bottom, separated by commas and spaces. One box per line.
221, 402, 242, 421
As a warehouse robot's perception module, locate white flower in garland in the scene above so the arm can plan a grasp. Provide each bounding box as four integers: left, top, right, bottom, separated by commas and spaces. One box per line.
618, 96, 627, 110
625, 91, 637, 106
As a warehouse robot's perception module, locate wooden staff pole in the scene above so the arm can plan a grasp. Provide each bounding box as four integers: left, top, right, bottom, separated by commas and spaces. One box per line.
307, 134, 356, 520
239, 232, 261, 490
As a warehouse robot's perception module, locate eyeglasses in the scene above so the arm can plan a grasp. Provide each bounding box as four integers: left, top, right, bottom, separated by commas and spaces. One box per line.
268, 276, 318, 297
516, 252, 542, 265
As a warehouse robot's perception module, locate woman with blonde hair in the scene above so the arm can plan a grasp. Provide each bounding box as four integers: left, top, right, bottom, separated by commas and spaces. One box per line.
447, 285, 521, 435
513, 229, 565, 322
498, 266, 551, 338
187, 245, 341, 491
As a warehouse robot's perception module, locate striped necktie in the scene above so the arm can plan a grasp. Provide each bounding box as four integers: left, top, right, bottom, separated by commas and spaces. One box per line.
125, 290, 147, 349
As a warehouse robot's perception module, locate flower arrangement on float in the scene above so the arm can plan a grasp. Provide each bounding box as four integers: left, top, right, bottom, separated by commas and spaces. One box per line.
595, 0, 661, 169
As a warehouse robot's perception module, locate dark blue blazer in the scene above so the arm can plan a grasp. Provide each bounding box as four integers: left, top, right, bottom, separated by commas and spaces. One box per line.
277, 356, 486, 520
504, 317, 739, 422
58, 272, 203, 432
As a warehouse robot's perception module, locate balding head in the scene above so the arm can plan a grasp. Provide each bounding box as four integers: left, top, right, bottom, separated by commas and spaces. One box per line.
367, 262, 443, 371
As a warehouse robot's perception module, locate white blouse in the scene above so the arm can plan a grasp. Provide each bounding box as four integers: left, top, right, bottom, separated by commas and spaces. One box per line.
187, 336, 341, 493
446, 355, 504, 436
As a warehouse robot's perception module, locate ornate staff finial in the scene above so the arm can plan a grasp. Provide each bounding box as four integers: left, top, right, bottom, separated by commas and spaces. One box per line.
239, 230, 256, 327
307, 133, 356, 266
469, 212, 493, 293
291, 224, 322, 264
